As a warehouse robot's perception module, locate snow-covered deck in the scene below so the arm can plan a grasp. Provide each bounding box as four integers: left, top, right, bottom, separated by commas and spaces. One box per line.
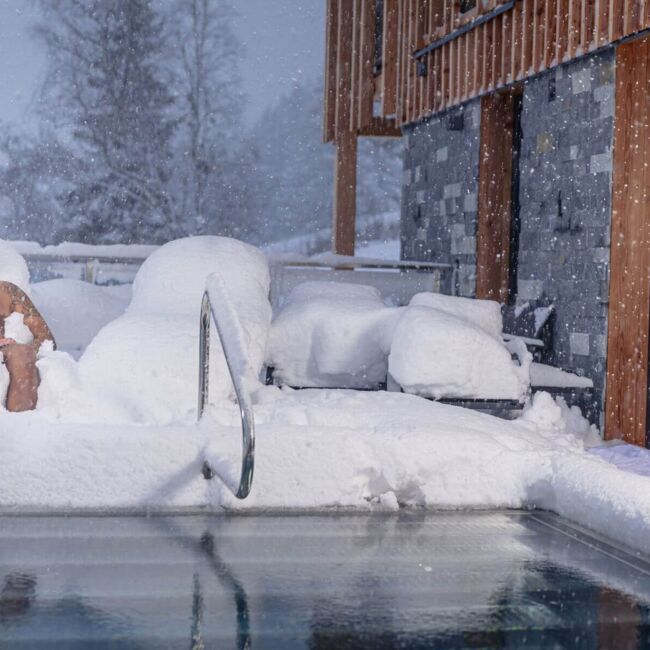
1, 389, 649, 558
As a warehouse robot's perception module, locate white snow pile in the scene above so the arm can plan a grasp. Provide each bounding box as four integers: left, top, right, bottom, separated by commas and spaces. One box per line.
0, 239, 30, 292
589, 442, 650, 477
409, 292, 504, 338
3, 313, 34, 345
389, 304, 530, 400
266, 282, 400, 388
31, 280, 131, 356
36, 236, 272, 425
268, 282, 529, 400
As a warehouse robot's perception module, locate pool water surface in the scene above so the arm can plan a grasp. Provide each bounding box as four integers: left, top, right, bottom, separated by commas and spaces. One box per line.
0, 511, 648, 648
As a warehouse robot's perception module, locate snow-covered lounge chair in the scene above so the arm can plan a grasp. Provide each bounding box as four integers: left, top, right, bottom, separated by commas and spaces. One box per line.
265, 281, 593, 419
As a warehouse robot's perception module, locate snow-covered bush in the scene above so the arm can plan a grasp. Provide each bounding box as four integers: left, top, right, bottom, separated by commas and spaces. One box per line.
267, 281, 400, 388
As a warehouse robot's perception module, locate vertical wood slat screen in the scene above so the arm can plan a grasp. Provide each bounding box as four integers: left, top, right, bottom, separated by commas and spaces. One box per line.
324, 0, 650, 142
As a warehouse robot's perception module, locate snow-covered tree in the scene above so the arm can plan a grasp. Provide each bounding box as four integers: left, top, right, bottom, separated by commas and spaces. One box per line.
0, 130, 76, 244
165, 0, 251, 236
36, 0, 178, 244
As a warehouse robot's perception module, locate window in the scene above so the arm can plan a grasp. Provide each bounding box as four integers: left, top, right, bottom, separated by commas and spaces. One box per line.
459, 0, 477, 13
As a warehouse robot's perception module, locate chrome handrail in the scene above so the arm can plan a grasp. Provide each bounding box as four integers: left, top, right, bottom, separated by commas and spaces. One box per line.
198, 277, 255, 499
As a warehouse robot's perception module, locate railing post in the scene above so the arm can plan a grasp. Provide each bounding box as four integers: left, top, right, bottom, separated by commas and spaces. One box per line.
197, 284, 255, 499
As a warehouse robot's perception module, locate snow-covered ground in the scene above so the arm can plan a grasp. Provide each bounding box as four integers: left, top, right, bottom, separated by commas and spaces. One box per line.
1, 236, 650, 559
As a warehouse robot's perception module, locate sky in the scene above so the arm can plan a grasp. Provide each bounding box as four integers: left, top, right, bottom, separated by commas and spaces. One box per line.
0, 0, 326, 130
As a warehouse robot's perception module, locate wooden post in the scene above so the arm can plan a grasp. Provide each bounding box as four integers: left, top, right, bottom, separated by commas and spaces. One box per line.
332, 130, 358, 256
605, 34, 650, 447
476, 91, 517, 303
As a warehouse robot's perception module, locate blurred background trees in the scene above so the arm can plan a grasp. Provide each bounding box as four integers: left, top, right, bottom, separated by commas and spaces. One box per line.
0, 0, 401, 249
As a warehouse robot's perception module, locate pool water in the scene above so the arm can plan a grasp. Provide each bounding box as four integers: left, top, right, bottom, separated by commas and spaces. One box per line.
0, 511, 648, 648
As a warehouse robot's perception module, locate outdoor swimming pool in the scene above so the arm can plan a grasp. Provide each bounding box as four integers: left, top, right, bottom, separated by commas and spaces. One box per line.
0, 511, 648, 648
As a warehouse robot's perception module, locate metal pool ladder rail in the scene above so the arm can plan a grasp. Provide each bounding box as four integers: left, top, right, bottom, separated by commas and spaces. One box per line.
198, 274, 255, 499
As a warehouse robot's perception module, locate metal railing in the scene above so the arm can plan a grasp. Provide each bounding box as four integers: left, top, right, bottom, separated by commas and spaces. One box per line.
198, 275, 255, 499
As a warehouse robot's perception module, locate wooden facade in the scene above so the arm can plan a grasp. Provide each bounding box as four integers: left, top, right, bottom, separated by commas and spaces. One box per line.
325, 0, 650, 142
325, 0, 650, 445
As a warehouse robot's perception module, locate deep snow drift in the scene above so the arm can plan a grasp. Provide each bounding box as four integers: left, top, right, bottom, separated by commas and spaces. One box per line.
37, 237, 271, 425
0, 238, 649, 559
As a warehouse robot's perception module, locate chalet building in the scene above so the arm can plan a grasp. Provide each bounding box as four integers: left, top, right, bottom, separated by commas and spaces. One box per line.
323, 0, 650, 446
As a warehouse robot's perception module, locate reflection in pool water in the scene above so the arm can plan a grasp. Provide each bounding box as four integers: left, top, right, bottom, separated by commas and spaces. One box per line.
0, 511, 648, 648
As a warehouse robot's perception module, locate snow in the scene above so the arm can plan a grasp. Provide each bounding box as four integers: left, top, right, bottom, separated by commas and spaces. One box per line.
0, 239, 31, 292
589, 443, 650, 478
389, 306, 530, 400
35, 237, 272, 425
530, 362, 594, 388
4, 385, 650, 556
31, 280, 131, 356
3, 313, 34, 345
2, 237, 650, 558
268, 283, 527, 399
9, 240, 156, 261
266, 281, 399, 388
410, 292, 504, 339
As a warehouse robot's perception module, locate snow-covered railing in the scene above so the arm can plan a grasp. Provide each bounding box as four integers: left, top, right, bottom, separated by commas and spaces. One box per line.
269, 254, 457, 308
10, 240, 157, 284
198, 273, 255, 499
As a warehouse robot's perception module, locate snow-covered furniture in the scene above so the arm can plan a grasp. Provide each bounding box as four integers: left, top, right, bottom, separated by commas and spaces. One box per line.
266, 282, 399, 389
266, 283, 530, 401
387, 294, 531, 403
266, 281, 593, 418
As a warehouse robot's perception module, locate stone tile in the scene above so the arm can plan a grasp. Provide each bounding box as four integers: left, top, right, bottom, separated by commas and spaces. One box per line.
569, 332, 590, 356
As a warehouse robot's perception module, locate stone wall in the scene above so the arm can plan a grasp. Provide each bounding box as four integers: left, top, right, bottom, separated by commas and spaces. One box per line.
401, 99, 481, 297
401, 49, 616, 426
516, 48, 615, 424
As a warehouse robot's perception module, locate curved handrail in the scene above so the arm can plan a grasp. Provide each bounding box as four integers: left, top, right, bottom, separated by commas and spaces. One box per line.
198, 278, 255, 499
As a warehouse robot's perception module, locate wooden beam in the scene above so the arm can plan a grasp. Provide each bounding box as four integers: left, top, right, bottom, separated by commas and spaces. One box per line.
357, 118, 402, 136
476, 91, 517, 303
332, 130, 358, 256
323, 0, 339, 143
606, 34, 650, 447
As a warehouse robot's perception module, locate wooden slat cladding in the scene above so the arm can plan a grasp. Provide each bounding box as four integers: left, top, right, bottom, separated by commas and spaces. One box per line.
325, 0, 650, 140
381, 0, 399, 115
476, 91, 517, 303
605, 35, 650, 447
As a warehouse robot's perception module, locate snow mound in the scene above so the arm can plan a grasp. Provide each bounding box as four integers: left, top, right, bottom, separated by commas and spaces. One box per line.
0, 239, 30, 292
266, 281, 400, 388
31, 279, 131, 355
389, 306, 529, 400
4, 313, 34, 345
410, 292, 503, 339
50, 237, 272, 424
